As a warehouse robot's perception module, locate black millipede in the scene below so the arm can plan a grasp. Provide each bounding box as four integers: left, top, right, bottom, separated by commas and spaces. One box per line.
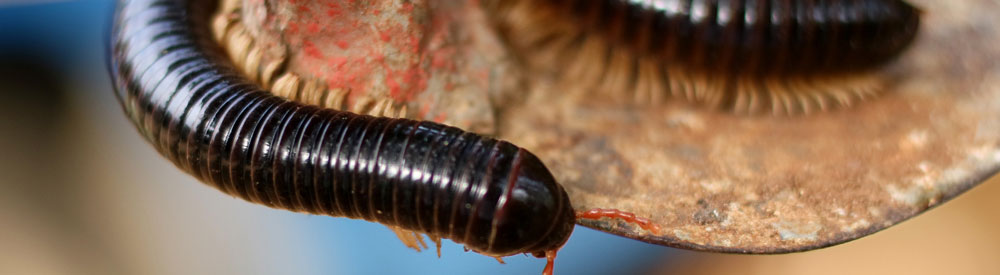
110, 0, 925, 273
108, 0, 575, 274
486, 0, 921, 114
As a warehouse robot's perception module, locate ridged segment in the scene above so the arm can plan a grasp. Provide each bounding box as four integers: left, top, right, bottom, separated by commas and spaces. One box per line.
488, 0, 920, 114
111, 0, 574, 257
601, 0, 921, 74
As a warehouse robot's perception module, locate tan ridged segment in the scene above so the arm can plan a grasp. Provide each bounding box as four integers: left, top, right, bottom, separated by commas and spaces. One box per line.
271, 73, 301, 100
323, 88, 348, 110
298, 79, 325, 106
242, 46, 263, 83
350, 96, 375, 115
219, 0, 241, 13
259, 57, 285, 89
211, 12, 236, 44
225, 24, 252, 69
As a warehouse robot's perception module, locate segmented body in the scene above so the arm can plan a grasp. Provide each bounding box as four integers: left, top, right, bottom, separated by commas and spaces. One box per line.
571, 0, 921, 74
487, 0, 921, 114
110, 0, 574, 258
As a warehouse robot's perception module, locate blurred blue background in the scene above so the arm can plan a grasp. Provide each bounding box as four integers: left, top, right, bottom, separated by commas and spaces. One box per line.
2, 1, 999, 275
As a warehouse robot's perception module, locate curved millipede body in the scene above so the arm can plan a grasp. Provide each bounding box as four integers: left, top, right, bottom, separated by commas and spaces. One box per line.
486, 0, 922, 114
108, 0, 575, 268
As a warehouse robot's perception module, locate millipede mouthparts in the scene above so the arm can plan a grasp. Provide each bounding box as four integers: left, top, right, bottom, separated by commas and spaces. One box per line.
109, 0, 575, 274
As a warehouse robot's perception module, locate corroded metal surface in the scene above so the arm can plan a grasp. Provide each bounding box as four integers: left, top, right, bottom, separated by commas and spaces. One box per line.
238, 0, 1000, 253
499, 0, 1000, 252
239, 0, 521, 133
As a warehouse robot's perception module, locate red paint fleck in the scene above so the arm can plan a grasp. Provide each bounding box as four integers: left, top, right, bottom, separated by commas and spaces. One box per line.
306, 22, 320, 34
429, 47, 456, 71
379, 30, 392, 43
432, 112, 447, 123
302, 40, 324, 59
335, 40, 350, 49
327, 57, 348, 69
418, 104, 432, 118
325, 2, 343, 17
408, 36, 420, 53
385, 73, 401, 98
577, 208, 662, 235
383, 63, 428, 103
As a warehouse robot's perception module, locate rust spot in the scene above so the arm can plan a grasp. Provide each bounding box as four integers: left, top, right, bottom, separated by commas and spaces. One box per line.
693, 199, 727, 225
497, 0, 1000, 253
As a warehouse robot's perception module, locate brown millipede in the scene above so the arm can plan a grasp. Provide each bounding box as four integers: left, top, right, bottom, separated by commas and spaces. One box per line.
109, 0, 575, 274
486, 0, 922, 114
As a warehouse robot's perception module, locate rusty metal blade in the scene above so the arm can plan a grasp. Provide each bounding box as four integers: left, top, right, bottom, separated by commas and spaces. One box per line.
498, 0, 1000, 253
219, 0, 998, 253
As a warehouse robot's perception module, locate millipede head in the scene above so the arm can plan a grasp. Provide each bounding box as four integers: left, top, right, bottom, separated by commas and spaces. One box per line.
485, 149, 575, 257
115, 0, 1000, 267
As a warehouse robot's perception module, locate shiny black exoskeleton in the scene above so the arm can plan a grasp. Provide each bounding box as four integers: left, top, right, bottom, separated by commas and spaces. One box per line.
110, 0, 574, 257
